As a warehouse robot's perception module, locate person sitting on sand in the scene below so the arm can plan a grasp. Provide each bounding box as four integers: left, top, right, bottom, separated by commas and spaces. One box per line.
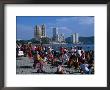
47, 52, 54, 64
33, 52, 39, 69
36, 52, 44, 73
79, 61, 89, 74
56, 65, 66, 74
62, 51, 69, 65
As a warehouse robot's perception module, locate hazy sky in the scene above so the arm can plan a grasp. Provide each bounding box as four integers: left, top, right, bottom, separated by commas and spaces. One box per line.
16, 16, 94, 40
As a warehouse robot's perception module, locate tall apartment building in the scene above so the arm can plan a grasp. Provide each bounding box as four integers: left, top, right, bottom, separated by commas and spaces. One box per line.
71, 33, 79, 44
34, 24, 46, 40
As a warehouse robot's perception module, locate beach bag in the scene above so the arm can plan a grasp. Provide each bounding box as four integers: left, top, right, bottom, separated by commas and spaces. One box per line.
18, 51, 24, 56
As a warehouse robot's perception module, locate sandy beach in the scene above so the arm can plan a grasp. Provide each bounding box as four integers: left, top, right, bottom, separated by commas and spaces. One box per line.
16, 56, 82, 74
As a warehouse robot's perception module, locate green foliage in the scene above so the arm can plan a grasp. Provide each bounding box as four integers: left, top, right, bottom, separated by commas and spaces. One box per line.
16, 37, 51, 44
79, 36, 94, 44
41, 37, 50, 44
30, 38, 40, 44
16, 40, 28, 44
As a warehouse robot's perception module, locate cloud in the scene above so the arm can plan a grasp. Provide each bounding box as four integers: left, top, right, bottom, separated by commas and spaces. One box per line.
56, 16, 94, 25
58, 27, 69, 30
56, 17, 71, 22
55, 17, 94, 37
78, 17, 94, 25
58, 27, 72, 33
47, 16, 94, 38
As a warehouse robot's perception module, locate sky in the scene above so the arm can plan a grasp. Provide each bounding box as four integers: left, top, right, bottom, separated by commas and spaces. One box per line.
16, 16, 94, 40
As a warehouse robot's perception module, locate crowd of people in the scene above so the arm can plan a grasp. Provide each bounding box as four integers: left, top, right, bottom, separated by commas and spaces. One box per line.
16, 43, 94, 74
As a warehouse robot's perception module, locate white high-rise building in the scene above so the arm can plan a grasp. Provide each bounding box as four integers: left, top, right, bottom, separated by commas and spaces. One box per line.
71, 33, 79, 44
71, 34, 75, 43
75, 33, 79, 43
34, 24, 46, 40
34, 25, 42, 40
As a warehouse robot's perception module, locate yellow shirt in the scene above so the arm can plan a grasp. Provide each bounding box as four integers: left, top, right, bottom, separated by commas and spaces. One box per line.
37, 55, 43, 61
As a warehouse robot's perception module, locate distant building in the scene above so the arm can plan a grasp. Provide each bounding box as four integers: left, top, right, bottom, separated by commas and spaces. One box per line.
41, 24, 46, 37
53, 27, 58, 42
53, 27, 58, 37
52, 28, 65, 43
71, 34, 75, 43
71, 33, 79, 44
34, 25, 42, 40
58, 34, 65, 42
34, 24, 46, 40
75, 33, 79, 43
